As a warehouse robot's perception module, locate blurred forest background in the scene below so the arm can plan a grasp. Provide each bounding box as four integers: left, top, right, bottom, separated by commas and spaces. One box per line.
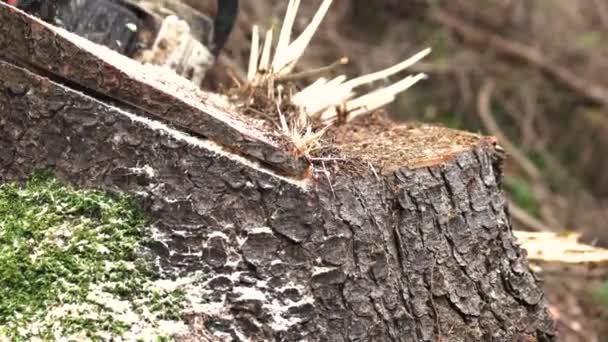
191, 0, 608, 340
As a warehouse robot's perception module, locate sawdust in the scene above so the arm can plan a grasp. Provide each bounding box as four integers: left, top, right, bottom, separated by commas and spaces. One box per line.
320, 112, 494, 174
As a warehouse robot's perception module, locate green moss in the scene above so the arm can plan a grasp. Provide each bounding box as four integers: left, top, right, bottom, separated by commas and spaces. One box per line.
0, 173, 185, 341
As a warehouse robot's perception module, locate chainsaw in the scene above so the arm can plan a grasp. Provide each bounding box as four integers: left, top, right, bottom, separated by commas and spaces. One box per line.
4, 0, 238, 86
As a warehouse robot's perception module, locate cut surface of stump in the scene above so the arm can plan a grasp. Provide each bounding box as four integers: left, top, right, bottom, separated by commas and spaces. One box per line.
329, 114, 493, 170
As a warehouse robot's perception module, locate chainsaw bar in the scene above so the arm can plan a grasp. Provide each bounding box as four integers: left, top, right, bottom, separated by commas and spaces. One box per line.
0, 3, 310, 178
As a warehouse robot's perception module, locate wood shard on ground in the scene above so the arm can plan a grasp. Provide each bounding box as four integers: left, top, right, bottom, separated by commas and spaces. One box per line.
515, 231, 608, 264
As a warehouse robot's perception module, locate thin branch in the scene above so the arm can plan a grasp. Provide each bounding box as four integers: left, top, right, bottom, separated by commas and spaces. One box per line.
433, 8, 608, 109
276, 57, 348, 82
477, 78, 542, 181
219, 55, 247, 85
508, 200, 558, 232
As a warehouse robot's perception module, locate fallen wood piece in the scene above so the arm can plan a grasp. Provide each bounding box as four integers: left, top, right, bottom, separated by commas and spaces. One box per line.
515, 231, 608, 264
0, 2, 309, 177
514, 230, 608, 342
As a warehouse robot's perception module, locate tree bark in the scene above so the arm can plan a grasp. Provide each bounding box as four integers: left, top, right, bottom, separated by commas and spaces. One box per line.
0, 4, 557, 342
0, 60, 557, 341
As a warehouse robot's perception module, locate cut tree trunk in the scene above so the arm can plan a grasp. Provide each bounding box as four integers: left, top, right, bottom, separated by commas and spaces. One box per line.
0, 4, 557, 342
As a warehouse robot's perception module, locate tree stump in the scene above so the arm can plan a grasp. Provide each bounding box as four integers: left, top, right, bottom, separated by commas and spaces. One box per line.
0, 4, 557, 341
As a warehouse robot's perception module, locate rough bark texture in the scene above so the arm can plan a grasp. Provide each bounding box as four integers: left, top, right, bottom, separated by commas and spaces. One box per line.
0, 58, 557, 341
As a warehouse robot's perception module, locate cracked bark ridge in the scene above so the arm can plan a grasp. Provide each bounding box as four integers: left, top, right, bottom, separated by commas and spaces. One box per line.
0, 2, 309, 177
0, 63, 557, 340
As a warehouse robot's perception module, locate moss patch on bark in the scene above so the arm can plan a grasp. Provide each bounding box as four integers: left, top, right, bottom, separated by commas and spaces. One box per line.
0, 172, 186, 341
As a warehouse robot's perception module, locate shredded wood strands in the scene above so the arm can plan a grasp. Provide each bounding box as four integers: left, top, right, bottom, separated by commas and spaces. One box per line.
247, 25, 260, 81
247, 0, 334, 84
295, 49, 431, 123
243, 0, 430, 156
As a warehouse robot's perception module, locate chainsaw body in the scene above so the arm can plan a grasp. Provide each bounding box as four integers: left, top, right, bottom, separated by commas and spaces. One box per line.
6, 0, 237, 85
